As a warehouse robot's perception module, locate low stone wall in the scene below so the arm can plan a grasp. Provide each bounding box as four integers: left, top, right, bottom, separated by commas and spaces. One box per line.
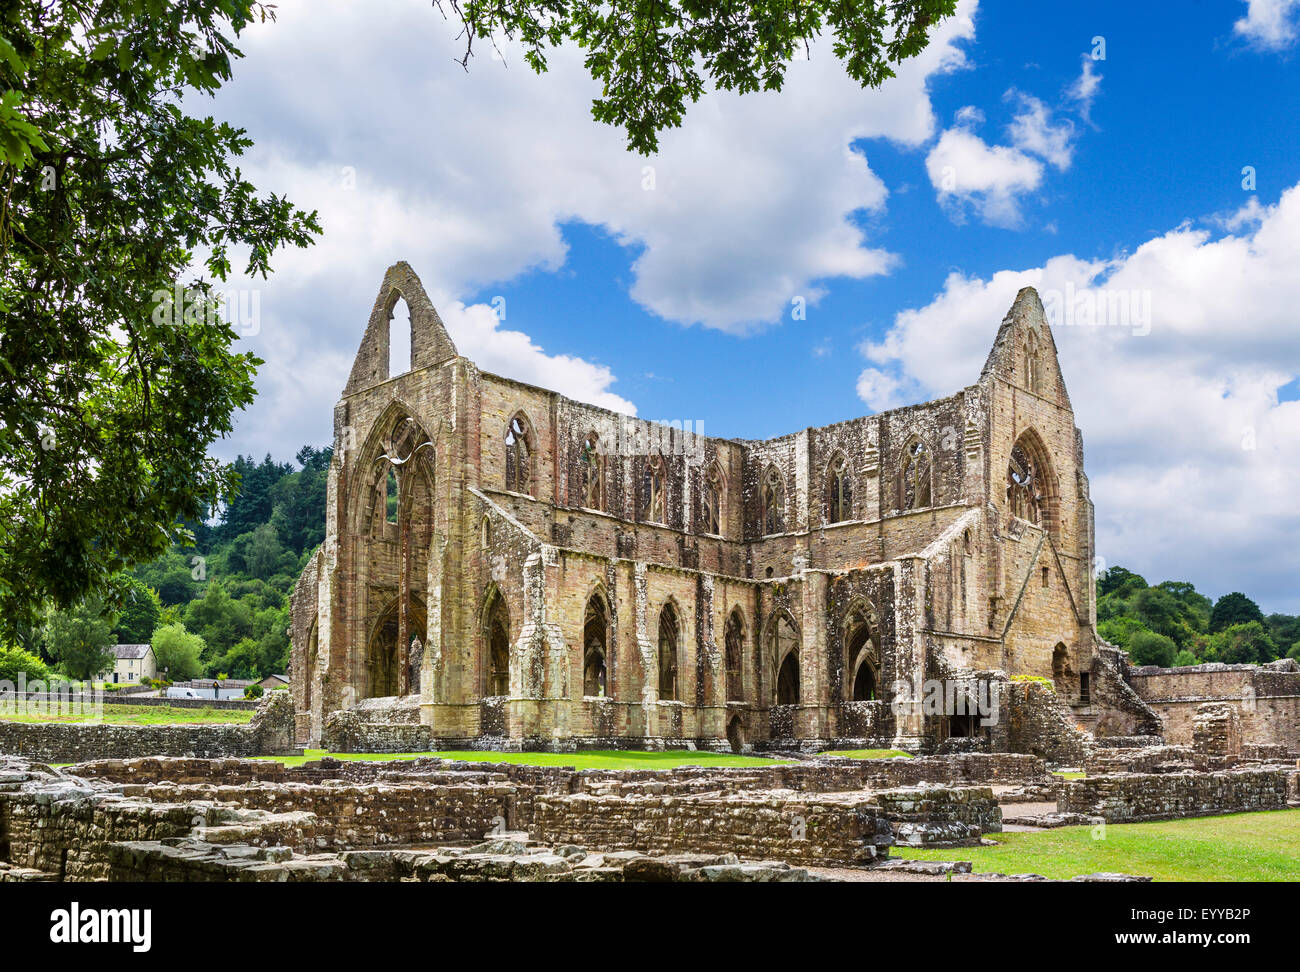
531, 791, 894, 866
13, 693, 257, 711
1092, 735, 1164, 749
0, 693, 296, 763
323, 711, 432, 753
873, 785, 1001, 847
1084, 746, 1196, 776
132, 780, 515, 847
1058, 768, 1291, 822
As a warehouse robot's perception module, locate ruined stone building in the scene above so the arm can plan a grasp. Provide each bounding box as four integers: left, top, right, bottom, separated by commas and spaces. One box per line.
289, 262, 1159, 752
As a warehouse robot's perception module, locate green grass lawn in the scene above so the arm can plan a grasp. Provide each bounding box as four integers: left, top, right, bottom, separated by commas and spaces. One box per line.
257, 748, 796, 770
0, 704, 254, 726
818, 749, 912, 759
905, 809, 1300, 881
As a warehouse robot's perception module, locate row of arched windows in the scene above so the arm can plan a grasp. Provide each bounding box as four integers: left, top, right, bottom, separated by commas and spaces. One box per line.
480, 588, 879, 707
500, 410, 952, 530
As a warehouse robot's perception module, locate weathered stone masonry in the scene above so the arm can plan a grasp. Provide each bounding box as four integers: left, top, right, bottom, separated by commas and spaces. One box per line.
290, 262, 1156, 753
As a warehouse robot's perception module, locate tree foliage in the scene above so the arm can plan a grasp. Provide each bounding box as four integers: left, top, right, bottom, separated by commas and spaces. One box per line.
0, 0, 320, 643
1097, 567, 1293, 666
150, 621, 204, 681
433, 0, 959, 154
41, 594, 116, 679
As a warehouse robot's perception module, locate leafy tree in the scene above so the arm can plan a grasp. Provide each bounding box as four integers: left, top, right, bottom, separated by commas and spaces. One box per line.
244, 522, 284, 580
434, 0, 959, 154
0, 644, 51, 683
1097, 566, 1147, 600
1097, 616, 1149, 650
1210, 592, 1264, 633
1126, 629, 1177, 668
150, 622, 204, 681
183, 581, 253, 658
0, 0, 319, 644
42, 596, 116, 679
1209, 621, 1277, 665
1172, 649, 1199, 667
112, 575, 161, 644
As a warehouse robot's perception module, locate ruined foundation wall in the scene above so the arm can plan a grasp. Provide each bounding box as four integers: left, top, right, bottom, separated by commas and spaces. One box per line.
1058, 768, 1291, 822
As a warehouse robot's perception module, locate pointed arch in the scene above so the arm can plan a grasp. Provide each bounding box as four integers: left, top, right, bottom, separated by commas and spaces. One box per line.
899, 434, 933, 511
1006, 427, 1058, 536
825, 451, 852, 524
482, 586, 511, 697
762, 466, 786, 535
842, 601, 881, 702
657, 600, 680, 701
700, 459, 724, 536
577, 431, 604, 511
1024, 329, 1041, 394
642, 452, 668, 524
583, 589, 609, 697
365, 594, 427, 699
768, 610, 800, 705
505, 411, 534, 495
724, 608, 746, 702
350, 401, 437, 537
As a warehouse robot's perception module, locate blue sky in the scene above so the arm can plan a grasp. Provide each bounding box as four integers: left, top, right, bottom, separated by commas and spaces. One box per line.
205, 0, 1300, 612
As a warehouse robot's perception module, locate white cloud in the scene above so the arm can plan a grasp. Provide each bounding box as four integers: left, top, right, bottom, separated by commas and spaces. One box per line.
1006, 91, 1075, 170
858, 183, 1300, 612
925, 123, 1044, 227
195, 0, 985, 458
1069, 58, 1103, 122
1234, 0, 1300, 49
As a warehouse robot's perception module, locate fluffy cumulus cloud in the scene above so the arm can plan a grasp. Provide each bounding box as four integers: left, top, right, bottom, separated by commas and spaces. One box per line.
926, 60, 1099, 227
1233, 0, 1300, 49
203, 0, 982, 457
858, 185, 1300, 611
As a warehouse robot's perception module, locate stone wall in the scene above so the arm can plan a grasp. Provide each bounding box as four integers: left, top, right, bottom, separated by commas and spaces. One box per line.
1128, 660, 1300, 753
1058, 768, 1291, 822
0, 692, 296, 764
531, 791, 894, 866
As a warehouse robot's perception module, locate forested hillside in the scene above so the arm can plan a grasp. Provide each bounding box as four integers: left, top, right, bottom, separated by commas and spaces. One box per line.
15, 447, 331, 684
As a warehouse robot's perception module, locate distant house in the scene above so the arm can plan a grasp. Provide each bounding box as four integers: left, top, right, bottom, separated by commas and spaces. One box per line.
99, 644, 157, 685
257, 674, 290, 691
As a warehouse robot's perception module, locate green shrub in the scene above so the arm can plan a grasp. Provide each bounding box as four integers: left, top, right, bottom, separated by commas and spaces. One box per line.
0, 646, 52, 684
1127, 629, 1177, 667
244, 684, 264, 699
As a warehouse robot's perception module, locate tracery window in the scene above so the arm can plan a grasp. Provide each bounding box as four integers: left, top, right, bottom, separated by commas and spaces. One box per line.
701, 462, 723, 535
642, 454, 667, 523
658, 603, 679, 701
505, 414, 532, 494
762, 468, 785, 535
579, 432, 602, 510
1007, 442, 1040, 523
826, 453, 852, 524
900, 439, 932, 510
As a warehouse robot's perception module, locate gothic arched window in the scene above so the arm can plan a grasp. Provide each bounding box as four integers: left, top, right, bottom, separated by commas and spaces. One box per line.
724, 610, 744, 702
770, 613, 800, 705
583, 593, 608, 697
1007, 441, 1041, 524
826, 453, 852, 524
642, 453, 667, 524
701, 461, 723, 535
658, 603, 679, 700
505, 413, 532, 495
762, 468, 785, 535
579, 432, 603, 511
900, 438, 932, 511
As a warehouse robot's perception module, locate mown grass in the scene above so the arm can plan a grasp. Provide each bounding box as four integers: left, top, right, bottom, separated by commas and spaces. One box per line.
257, 748, 796, 770
905, 809, 1300, 881
0, 704, 254, 726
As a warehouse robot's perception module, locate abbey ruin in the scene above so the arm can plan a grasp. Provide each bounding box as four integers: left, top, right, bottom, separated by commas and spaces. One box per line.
288, 262, 1178, 754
